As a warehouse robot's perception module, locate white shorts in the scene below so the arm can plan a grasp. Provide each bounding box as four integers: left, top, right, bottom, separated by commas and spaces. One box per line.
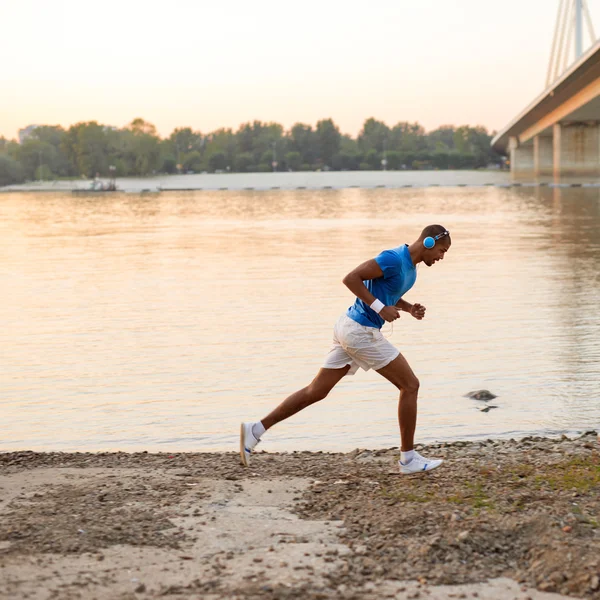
322, 314, 400, 376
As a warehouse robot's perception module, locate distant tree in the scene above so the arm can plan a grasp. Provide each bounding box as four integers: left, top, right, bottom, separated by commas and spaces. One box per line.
7, 115, 505, 178
389, 122, 427, 154
32, 125, 66, 148
365, 148, 380, 170
129, 118, 157, 136
288, 123, 316, 166
62, 122, 109, 177
285, 151, 302, 171
260, 150, 274, 168
160, 155, 178, 174
453, 125, 496, 167
385, 150, 403, 170
205, 128, 236, 167
167, 127, 203, 164
427, 126, 456, 152
336, 153, 358, 170
16, 139, 60, 180
0, 154, 25, 186
208, 151, 227, 172
431, 150, 450, 169
124, 119, 161, 175
234, 152, 254, 173
235, 121, 284, 167
358, 118, 390, 154
315, 118, 341, 166
183, 151, 203, 172
35, 164, 55, 180
4, 139, 21, 160
336, 135, 361, 170
31, 126, 73, 176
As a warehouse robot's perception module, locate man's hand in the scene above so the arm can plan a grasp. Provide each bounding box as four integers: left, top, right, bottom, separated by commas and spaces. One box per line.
410, 303, 426, 320
380, 306, 401, 322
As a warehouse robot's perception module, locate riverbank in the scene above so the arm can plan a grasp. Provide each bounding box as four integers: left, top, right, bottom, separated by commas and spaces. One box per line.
4, 171, 600, 194
1, 432, 598, 600
1, 170, 514, 193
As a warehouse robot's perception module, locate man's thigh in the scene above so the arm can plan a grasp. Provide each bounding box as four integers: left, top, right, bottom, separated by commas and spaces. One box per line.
376, 353, 419, 391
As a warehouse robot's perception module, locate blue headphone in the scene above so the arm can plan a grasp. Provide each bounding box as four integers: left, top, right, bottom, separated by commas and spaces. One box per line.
423, 230, 450, 249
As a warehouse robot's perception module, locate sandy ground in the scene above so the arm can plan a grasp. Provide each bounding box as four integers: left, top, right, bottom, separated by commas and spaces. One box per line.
0, 432, 598, 600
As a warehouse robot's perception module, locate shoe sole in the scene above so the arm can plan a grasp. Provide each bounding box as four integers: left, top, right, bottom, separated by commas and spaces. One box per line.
399, 461, 443, 475
239, 423, 249, 467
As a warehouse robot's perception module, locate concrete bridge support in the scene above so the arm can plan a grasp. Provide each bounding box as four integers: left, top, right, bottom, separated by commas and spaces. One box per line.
509, 136, 534, 179
553, 122, 600, 178
511, 124, 600, 180
533, 135, 554, 177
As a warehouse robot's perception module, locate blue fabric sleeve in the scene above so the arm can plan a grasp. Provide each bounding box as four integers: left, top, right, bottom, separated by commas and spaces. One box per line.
374, 249, 401, 279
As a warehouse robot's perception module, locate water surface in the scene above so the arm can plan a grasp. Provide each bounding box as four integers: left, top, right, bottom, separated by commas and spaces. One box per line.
1, 184, 599, 452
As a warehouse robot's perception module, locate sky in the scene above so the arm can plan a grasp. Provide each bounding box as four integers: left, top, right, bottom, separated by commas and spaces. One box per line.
1, 0, 599, 140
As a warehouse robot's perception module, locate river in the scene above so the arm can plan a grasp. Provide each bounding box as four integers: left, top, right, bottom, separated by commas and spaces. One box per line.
1, 177, 599, 452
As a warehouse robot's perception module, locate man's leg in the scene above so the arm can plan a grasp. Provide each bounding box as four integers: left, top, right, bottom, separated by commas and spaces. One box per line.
376, 353, 442, 473
240, 366, 350, 466
376, 353, 419, 451
261, 365, 351, 430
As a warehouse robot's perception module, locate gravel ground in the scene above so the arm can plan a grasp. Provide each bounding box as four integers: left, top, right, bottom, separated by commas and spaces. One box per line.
0, 431, 598, 599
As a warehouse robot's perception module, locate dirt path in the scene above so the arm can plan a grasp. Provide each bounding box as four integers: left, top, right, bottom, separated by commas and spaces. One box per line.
0, 432, 598, 599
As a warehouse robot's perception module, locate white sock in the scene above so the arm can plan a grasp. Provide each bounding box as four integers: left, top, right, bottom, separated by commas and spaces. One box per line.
400, 450, 415, 464
252, 421, 266, 440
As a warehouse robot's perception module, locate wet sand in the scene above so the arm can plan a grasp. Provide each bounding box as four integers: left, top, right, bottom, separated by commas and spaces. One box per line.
1, 432, 598, 599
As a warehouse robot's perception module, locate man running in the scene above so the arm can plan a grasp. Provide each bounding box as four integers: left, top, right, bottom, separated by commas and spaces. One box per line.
240, 224, 451, 474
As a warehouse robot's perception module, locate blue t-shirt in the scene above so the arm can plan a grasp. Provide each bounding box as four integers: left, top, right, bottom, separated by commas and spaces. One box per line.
346, 244, 417, 329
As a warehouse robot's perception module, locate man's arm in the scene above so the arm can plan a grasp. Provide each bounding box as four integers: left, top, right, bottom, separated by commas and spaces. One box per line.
395, 298, 413, 313
396, 298, 426, 320
342, 259, 400, 322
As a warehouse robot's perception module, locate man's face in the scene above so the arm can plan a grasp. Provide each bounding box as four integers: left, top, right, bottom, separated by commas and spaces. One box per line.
424, 241, 450, 267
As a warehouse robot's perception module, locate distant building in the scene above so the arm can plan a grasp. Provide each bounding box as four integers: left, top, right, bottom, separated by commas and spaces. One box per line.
18, 125, 39, 144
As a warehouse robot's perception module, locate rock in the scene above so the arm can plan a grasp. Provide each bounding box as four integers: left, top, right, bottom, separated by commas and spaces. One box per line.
465, 390, 497, 401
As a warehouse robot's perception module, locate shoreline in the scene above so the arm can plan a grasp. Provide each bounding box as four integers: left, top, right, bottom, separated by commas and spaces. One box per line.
5, 181, 600, 193
1, 432, 599, 600
1, 427, 597, 457
5, 174, 600, 194
0, 169, 529, 194
2, 428, 598, 455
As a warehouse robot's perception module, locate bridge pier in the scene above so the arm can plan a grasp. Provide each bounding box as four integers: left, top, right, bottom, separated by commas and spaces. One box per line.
553, 122, 600, 178
534, 135, 554, 177
509, 136, 535, 179
511, 124, 600, 180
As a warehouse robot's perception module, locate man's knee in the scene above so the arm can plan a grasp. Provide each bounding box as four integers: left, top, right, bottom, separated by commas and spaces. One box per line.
306, 383, 330, 402
403, 376, 420, 394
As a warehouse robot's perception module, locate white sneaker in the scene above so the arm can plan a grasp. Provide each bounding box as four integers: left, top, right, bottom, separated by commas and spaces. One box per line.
240, 422, 260, 467
398, 450, 443, 474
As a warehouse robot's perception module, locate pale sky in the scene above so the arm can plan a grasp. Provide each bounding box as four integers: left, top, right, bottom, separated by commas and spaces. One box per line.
1, 0, 599, 140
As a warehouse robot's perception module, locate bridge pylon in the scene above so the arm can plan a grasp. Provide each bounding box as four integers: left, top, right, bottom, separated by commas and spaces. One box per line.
547, 0, 596, 87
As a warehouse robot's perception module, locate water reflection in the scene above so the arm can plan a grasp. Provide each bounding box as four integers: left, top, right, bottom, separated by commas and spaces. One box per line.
0, 186, 598, 452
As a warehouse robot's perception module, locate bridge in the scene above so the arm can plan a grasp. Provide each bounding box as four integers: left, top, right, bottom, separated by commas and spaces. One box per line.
492, 0, 600, 179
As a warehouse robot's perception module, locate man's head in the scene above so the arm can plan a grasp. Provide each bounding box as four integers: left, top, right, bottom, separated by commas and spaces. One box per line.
419, 224, 451, 267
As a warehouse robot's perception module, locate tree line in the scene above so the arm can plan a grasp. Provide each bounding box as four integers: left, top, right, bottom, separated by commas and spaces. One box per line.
0, 117, 505, 186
